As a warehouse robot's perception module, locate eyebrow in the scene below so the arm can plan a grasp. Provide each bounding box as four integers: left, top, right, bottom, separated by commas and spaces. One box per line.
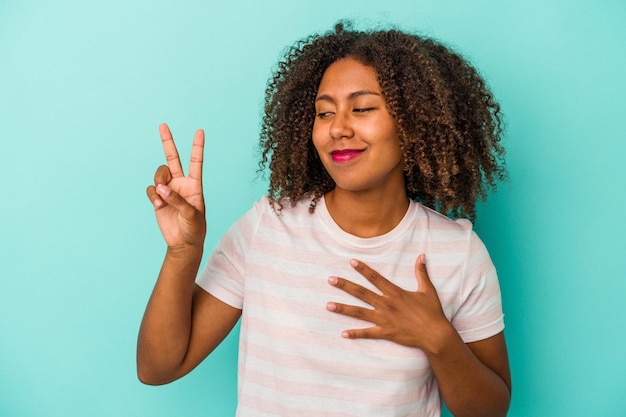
315, 90, 381, 102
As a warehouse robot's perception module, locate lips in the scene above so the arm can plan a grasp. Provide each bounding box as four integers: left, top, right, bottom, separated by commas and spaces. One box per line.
330, 149, 365, 163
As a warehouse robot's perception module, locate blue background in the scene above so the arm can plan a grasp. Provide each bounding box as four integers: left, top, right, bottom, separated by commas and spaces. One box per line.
1, 0, 625, 416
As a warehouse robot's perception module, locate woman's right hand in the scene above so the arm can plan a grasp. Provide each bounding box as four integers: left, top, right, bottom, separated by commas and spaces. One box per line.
146, 124, 206, 249
139, 124, 241, 386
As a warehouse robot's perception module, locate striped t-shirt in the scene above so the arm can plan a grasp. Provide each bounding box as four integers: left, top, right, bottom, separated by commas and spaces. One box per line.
197, 195, 504, 417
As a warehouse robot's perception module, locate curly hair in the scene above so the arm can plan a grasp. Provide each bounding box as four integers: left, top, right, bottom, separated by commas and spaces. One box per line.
259, 22, 506, 220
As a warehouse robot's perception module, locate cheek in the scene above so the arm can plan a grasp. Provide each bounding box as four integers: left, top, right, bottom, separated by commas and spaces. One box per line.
311, 126, 327, 153
381, 125, 402, 150
385, 135, 404, 165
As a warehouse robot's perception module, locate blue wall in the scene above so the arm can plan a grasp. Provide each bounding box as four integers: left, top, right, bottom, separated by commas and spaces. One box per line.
1, 1, 625, 415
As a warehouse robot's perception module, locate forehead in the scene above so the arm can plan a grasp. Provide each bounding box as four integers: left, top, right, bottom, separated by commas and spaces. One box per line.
316, 57, 381, 97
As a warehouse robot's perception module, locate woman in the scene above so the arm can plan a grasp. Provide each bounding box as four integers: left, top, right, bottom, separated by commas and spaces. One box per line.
138, 23, 511, 417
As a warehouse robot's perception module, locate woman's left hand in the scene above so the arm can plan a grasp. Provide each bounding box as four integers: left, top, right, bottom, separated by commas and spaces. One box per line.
326, 254, 453, 352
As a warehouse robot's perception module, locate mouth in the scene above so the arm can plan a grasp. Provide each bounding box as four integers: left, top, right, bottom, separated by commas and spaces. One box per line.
330, 149, 365, 163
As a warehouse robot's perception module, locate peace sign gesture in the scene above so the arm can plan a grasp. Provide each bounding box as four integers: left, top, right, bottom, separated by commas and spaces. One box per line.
146, 124, 206, 249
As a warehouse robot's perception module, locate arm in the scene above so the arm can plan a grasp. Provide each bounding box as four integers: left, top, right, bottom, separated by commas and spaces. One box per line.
326, 255, 511, 417
137, 124, 241, 385
430, 329, 510, 417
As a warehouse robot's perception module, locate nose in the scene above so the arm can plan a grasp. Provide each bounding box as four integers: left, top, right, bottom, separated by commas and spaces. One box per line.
329, 110, 354, 140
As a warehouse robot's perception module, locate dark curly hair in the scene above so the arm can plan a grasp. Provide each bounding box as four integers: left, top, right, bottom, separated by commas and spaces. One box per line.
259, 22, 506, 220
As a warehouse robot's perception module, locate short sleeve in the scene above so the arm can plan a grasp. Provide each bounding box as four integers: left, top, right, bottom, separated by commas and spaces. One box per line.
195, 199, 263, 309
451, 231, 505, 343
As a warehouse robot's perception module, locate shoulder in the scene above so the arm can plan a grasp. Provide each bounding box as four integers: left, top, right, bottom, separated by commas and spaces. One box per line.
255, 193, 319, 219
239, 194, 320, 235
414, 202, 474, 237
420, 205, 491, 263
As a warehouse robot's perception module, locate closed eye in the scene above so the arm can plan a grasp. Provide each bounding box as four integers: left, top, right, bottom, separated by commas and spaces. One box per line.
353, 107, 375, 113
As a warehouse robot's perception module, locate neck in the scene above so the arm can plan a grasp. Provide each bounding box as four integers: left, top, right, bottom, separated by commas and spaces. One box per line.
324, 186, 410, 238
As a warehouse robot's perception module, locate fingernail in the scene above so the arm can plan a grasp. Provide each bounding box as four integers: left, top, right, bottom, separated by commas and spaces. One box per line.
326, 302, 337, 311
350, 259, 358, 267
153, 198, 163, 208
156, 184, 170, 197
328, 276, 338, 285
420, 254, 426, 264
341, 331, 350, 338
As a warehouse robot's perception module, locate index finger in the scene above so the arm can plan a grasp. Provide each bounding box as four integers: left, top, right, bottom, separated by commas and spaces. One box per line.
350, 259, 394, 292
188, 129, 204, 181
159, 123, 184, 178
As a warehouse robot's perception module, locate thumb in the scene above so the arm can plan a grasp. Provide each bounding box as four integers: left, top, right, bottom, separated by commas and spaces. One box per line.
156, 184, 196, 217
414, 254, 433, 290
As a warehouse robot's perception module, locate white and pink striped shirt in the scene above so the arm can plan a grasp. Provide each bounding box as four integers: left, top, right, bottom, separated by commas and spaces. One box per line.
197, 195, 504, 417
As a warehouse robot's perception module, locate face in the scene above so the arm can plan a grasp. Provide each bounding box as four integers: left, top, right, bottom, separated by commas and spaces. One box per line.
312, 57, 405, 195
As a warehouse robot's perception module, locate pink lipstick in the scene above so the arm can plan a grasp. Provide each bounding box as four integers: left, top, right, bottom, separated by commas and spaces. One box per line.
330, 149, 364, 163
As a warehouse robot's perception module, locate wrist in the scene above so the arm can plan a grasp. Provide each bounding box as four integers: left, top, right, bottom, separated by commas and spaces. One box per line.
165, 244, 204, 262
422, 320, 461, 357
